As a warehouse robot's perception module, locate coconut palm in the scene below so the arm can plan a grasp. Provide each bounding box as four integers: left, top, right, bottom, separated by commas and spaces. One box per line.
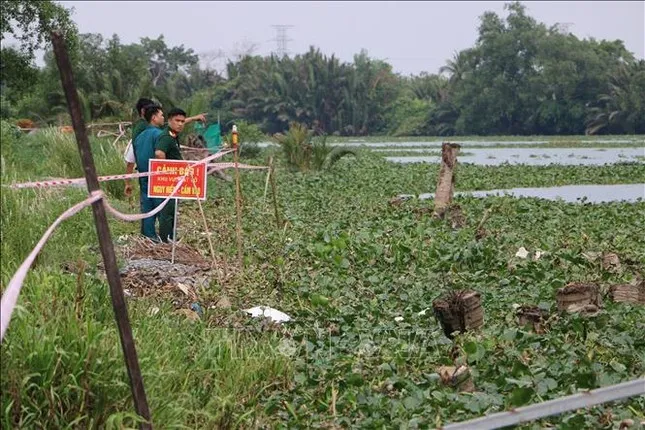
586, 60, 645, 135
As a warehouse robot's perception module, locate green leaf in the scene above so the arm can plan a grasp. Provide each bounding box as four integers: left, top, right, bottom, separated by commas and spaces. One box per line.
346, 373, 364, 386
609, 360, 626, 373
403, 395, 421, 410
501, 329, 517, 341
464, 341, 478, 355
509, 386, 534, 407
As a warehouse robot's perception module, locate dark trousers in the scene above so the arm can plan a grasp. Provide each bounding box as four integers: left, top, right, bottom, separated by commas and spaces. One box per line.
139, 177, 160, 241
158, 198, 176, 243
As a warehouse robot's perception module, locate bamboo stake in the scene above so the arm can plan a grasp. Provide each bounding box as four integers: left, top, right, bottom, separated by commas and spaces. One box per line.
234, 146, 243, 268
190, 176, 221, 282
269, 157, 282, 228
263, 157, 272, 205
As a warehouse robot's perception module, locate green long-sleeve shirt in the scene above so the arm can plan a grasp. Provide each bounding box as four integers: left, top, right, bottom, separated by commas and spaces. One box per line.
155, 128, 183, 160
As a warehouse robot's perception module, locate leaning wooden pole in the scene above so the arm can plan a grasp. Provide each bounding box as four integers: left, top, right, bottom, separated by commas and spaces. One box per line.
433, 142, 461, 218
51, 31, 152, 429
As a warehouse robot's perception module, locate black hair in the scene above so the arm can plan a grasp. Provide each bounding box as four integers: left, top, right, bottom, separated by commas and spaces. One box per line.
144, 104, 163, 123
135, 98, 154, 115
167, 108, 187, 119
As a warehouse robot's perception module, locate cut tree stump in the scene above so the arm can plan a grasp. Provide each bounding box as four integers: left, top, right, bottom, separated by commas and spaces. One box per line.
556, 283, 601, 314
601, 252, 621, 272
433, 290, 484, 339
438, 365, 475, 392
610, 281, 645, 305
516, 305, 549, 333
433, 142, 461, 218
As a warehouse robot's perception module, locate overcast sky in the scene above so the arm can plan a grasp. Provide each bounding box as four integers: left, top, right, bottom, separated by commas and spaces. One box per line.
20, 1, 645, 75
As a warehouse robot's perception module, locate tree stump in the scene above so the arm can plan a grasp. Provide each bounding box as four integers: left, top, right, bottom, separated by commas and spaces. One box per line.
438, 365, 474, 392
433, 290, 484, 339
556, 283, 601, 314
609, 281, 645, 305
433, 142, 461, 218
601, 252, 621, 272
516, 305, 548, 333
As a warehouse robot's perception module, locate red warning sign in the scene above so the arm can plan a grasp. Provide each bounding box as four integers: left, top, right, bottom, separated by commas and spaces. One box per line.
147, 159, 207, 200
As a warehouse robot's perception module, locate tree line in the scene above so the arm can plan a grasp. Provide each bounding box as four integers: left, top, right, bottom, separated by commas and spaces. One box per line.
1, 1, 644, 136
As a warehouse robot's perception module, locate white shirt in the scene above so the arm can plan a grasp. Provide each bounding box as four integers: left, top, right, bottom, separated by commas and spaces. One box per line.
124, 139, 135, 164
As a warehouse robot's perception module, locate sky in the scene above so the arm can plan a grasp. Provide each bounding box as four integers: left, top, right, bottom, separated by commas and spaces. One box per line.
8, 1, 645, 76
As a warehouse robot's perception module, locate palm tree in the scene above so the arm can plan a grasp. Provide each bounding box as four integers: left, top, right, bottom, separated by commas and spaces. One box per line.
440, 50, 474, 86
585, 60, 645, 135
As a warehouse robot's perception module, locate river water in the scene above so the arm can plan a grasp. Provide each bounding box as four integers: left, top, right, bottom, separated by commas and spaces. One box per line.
406, 183, 645, 204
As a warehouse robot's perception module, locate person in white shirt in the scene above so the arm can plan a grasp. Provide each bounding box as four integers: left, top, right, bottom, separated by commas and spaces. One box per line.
123, 139, 136, 197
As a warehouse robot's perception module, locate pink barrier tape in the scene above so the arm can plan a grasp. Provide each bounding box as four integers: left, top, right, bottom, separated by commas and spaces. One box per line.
0, 190, 104, 341
98, 150, 236, 222
5, 149, 237, 190
208, 162, 269, 171
0, 149, 234, 341
102, 174, 188, 222
7, 171, 180, 189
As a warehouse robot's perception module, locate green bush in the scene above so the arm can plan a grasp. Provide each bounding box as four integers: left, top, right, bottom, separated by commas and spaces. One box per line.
274, 122, 356, 172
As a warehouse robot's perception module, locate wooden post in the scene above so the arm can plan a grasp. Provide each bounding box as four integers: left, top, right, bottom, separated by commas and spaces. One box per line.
51, 31, 152, 429
171, 199, 178, 264
234, 146, 243, 267
434, 142, 461, 218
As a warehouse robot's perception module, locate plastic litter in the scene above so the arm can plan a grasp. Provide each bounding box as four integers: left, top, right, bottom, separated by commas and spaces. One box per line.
515, 247, 529, 259
244, 306, 291, 323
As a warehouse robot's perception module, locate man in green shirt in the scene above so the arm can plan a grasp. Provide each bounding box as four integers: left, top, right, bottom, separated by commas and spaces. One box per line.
134, 104, 166, 241
124, 98, 207, 197
124, 98, 154, 197
154, 107, 187, 243
132, 98, 154, 141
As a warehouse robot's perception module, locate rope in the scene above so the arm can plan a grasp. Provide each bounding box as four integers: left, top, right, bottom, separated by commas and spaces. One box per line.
4, 150, 241, 190
0, 191, 104, 340
0, 149, 234, 341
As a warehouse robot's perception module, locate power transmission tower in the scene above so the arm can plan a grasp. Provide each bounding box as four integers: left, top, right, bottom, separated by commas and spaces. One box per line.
271, 25, 294, 57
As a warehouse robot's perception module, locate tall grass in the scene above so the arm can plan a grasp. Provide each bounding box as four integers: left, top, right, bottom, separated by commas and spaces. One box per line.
1, 124, 128, 199
1, 122, 293, 428
1, 268, 293, 428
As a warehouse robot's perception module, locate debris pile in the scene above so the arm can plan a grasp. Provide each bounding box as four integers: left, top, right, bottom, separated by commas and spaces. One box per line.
104, 236, 234, 309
